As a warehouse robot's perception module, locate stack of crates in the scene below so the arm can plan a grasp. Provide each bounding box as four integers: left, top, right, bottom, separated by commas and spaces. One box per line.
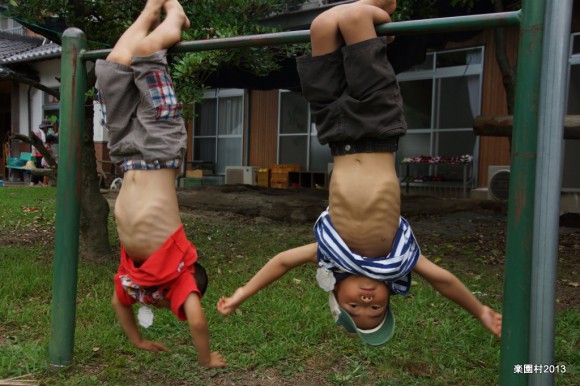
270, 164, 300, 188
180, 169, 204, 188
257, 168, 270, 187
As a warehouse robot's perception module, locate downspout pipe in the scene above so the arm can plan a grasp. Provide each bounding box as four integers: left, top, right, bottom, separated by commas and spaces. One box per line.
27, 85, 32, 135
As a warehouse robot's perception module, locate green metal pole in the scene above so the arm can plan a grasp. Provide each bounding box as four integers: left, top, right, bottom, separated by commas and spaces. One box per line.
499, 0, 546, 385
48, 28, 86, 367
82, 11, 521, 60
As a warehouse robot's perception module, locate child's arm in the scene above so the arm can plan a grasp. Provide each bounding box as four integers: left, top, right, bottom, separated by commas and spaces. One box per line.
217, 243, 318, 315
412, 255, 502, 338
111, 292, 168, 352
182, 293, 227, 369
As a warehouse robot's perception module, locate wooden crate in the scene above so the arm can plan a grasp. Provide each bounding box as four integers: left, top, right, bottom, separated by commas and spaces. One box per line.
186, 169, 204, 178
271, 164, 301, 174
270, 181, 289, 189
270, 172, 290, 183
270, 164, 300, 187
257, 168, 270, 187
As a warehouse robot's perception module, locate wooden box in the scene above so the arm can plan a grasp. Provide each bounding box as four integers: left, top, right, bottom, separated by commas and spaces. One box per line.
257, 168, 270, 187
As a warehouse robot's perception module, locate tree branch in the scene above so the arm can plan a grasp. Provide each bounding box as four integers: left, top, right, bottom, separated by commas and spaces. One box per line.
493, 0, 515, 115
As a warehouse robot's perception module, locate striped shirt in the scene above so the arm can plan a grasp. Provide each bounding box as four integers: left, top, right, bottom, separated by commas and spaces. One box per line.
314, 209, 420, 295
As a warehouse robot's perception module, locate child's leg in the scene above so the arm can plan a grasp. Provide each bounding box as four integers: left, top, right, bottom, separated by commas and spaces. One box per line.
309, 5, 345, 56
106, 0, 166, 65
132, 0, 190, 58
310, 1, 392, 56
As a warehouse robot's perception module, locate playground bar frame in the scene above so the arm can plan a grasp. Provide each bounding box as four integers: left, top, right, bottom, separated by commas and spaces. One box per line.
82, 11, 522, 60
48, 28, 86, 367
530, 1, 573, 386
51, 2, 566, 384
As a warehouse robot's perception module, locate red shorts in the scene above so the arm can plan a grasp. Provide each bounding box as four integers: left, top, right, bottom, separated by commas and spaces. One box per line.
114, 225, 200, 321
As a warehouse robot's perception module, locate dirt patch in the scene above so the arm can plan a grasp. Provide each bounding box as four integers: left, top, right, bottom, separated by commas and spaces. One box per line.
176, 185, 330, 223
172, 184, 500, 222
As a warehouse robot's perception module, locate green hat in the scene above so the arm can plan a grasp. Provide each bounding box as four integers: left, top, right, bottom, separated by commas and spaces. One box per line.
327, 291, 395, 346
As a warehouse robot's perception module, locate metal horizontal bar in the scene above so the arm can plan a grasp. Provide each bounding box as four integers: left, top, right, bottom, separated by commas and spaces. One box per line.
82, 10, 520, 61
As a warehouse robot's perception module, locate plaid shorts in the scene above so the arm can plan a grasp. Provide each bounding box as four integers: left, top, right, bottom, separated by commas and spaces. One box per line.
95, 50, 186, 167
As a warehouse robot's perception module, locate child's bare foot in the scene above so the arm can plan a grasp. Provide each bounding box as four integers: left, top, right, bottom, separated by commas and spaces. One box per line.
163, 0, 191, 30
143, 0, 165, 27
144, 0, 166, 14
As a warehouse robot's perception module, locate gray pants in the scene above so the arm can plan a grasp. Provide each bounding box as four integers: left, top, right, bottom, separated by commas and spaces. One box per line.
95, 50, 186, 169
297, 37, 406, 155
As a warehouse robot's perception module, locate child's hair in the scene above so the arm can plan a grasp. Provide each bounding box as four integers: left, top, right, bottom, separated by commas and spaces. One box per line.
194, 262, 208, 296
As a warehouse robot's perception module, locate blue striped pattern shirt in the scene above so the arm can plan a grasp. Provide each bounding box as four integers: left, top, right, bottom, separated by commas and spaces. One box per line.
314, 209, 421, 296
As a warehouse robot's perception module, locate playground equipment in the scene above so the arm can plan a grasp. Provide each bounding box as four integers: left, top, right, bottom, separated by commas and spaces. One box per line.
49, 1, 573, 385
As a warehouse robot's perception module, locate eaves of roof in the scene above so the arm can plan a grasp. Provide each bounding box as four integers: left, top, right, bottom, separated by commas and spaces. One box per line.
0, 30, 43, 60
0, 41, 61, 64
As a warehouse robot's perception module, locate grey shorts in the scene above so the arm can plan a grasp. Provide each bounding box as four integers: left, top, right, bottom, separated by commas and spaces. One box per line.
296, 37, 406, 155
95, 50, 186, 170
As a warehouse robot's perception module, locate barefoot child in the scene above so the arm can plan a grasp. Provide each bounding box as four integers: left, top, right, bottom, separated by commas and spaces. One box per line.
218, 0, 501, 346
96, 0, 226, 368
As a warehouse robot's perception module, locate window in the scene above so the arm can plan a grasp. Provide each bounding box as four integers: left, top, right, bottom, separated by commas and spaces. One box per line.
0, 13, 24, 35
396, 47, 484, 181
563, 33, 580, 191
278, 90, 332, 172
192, 89, 244, 175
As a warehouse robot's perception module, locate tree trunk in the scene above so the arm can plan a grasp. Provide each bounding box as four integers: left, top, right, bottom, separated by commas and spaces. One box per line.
79, 99, 114, 260
493, 0, 516, 149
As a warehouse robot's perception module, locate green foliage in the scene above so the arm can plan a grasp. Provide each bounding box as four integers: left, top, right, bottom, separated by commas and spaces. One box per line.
173, 0, 307, 111
5, 0, 308, 115
450, 0, 476, 7
395, 0, 440, 21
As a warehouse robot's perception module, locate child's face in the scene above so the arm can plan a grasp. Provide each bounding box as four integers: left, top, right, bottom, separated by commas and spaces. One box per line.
334, 275, 390, 330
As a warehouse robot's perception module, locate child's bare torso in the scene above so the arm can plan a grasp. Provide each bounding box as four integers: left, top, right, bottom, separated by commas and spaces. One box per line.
114, 168, 182, 264
329, 152, 400, 258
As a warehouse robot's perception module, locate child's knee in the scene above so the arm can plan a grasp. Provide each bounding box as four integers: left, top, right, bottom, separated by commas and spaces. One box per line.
310, 13, 340, 47
311, 11, 339, 36
337, 6, 369, 31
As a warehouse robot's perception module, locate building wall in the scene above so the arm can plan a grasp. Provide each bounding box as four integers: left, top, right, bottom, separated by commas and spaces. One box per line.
248, 89, 279, 168
81, 4, 580, 186
444, 28, 518, 188
15, 59, 60, 137
477, 28, 517, 187
444, 2, 580, 189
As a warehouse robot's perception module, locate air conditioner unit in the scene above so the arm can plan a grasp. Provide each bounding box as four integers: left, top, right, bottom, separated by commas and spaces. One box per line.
225, 166, 259, 185
488, 165, 511, 201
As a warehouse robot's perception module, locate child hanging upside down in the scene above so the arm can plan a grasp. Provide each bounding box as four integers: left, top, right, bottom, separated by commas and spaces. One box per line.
96, 0, 226, 368
218, 0, 502, 345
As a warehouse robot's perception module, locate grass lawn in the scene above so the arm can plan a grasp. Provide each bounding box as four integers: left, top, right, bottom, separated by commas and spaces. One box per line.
0, 187, 577, 385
